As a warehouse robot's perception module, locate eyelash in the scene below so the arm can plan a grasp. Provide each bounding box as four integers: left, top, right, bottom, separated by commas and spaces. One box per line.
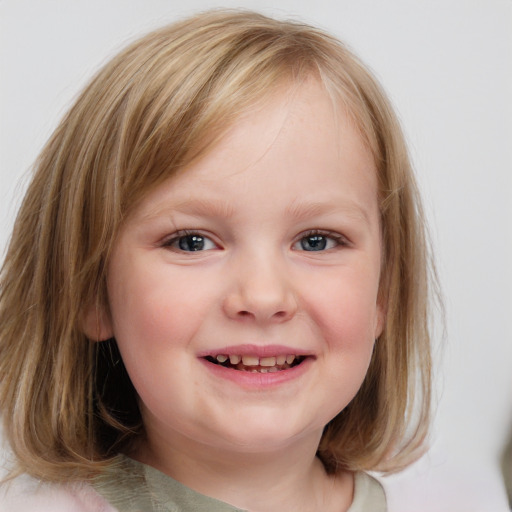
161, 229, 349, 253
293, 230, 350, 252
161, 230, 218, 252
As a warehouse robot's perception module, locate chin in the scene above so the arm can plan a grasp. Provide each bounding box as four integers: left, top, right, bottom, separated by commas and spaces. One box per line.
202, 416, 322, 454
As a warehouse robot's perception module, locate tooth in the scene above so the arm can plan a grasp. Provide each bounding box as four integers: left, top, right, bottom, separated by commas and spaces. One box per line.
216, 355, 228, 363
259, 368, 269, 373
260, 357, 276, 367
286, 355, 296, 364
268, 367, 279, 373
276, 355, 286, 365
242, 355, 259, 366
229, 354, 241, 364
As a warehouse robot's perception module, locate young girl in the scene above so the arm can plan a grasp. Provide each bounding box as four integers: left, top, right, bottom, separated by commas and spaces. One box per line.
0, 10, 433, 511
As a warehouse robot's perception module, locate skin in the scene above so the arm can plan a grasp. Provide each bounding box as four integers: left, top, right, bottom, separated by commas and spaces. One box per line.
86, 77, 384, 511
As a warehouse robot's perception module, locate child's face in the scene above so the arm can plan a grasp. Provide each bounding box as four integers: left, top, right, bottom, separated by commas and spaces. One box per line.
98, 78, 384, 459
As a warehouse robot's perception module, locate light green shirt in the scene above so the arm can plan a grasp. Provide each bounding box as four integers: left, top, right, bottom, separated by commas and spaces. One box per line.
92, 455, 387, 511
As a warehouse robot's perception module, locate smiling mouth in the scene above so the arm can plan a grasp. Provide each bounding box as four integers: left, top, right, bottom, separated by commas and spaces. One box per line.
203, 354, 308, 373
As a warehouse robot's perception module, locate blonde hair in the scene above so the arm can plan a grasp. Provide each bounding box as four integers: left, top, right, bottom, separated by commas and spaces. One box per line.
0, 9, 434, 481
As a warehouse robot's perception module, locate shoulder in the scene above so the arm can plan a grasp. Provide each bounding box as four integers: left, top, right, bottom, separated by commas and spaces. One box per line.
0, 474, 117, 512
348, 472, 387, 512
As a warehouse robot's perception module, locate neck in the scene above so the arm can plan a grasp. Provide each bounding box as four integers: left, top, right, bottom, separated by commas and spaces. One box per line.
131, 429, 354, 512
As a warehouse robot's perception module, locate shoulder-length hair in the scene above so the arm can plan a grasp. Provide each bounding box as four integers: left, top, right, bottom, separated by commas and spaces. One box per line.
0, 9, 434, 481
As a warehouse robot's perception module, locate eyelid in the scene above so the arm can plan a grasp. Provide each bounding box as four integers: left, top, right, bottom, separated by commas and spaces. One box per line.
159, 229, 350, 252
161, 230, 220, 251
293, 229, 351, 250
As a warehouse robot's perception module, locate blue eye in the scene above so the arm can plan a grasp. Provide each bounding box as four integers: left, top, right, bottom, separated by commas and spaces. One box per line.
294, 232, 346, 252
164, 232, 217, 252
300, 235, 329, 251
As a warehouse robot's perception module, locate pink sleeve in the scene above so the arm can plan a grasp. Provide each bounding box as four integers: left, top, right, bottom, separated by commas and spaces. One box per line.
0, 478, 116, 512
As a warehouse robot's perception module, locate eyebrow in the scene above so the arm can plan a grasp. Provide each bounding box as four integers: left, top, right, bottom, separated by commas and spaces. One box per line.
140, 196, 372, 225
141, 197, 236, 221
284, 198, 372, 225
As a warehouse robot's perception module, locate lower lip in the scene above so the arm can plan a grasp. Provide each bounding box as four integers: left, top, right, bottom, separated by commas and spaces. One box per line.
199, 357, 313, 389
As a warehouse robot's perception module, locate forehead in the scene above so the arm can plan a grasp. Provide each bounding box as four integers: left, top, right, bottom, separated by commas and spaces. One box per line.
130, 77, 378, 223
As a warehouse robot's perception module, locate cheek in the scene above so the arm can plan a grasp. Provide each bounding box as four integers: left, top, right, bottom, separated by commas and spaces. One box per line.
105, 267, 199, 402
311, 277, 379, 411
303, 269, 381, 349
109, 259, 187, 333
106, 260, 221, 374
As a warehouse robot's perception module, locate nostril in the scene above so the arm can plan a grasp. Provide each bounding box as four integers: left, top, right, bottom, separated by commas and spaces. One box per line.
238, 311, 251, 317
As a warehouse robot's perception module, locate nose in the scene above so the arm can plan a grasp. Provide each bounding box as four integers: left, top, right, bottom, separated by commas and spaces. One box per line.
222, 252, 298, 324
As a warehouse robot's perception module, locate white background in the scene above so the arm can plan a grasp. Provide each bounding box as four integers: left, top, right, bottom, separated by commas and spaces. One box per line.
1, 1, 511, 510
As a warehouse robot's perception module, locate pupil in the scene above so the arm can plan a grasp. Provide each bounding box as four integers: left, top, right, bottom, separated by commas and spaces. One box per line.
179, 235, 204, 251
301, 235, 326, 251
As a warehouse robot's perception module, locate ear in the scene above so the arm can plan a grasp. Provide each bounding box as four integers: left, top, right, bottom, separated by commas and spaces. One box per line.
82, 302, 113, 342
374, 300, 386, 340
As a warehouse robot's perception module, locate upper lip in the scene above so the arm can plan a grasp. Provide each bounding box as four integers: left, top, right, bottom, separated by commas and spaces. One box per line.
197, 344, 314, 358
